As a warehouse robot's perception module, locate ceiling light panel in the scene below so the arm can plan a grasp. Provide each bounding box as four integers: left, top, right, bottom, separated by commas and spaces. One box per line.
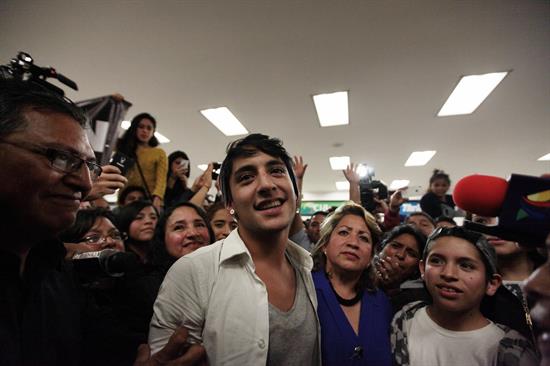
538, 153, 550, 161
404, 151, 436, 167
200, 107, 248, 136
197, 164, 208, 171
438, 72, 508, 116
329, 156, 350, 170
312, 91, 349, 127
389, 180, 410, 190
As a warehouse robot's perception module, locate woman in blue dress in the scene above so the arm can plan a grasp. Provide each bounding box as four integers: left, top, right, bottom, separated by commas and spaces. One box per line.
311, 202, 392, 366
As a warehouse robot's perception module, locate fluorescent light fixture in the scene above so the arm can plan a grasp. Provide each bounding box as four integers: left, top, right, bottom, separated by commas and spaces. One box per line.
335, 181, 350, 191
405, 151, 436, 167
200, 107, 248, 136
389, 179, 410, 190
312, 91, 349, 127
329, 156, 350, 170
538, 153, 550, 161
120, 120, 170, 143
197, 164, 208, 171
438, 71, 508, 116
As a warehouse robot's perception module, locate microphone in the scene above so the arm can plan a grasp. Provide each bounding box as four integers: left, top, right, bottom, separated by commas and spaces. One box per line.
453, 174, 550, 246
72, 249, 140, 279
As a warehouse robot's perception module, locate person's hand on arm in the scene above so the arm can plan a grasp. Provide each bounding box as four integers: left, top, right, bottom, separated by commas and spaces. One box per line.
343, 163, 361, 204
85, 165, 127, 201
189, 164, 213, 209
134, 326, 206, 366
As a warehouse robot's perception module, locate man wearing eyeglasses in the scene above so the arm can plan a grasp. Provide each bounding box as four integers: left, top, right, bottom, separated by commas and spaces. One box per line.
0, 78, 99, 366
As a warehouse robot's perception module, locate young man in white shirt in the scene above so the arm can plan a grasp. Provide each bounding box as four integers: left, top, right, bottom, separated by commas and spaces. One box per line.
391, 226, 538, 366
149, 134, 320, 365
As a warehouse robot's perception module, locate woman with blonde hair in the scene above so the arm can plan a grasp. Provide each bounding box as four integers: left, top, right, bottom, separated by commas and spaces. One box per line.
311, 201, 392, 366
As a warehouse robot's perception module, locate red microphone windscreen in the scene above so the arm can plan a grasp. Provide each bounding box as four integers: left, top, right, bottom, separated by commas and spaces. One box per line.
453, 175, 509, 217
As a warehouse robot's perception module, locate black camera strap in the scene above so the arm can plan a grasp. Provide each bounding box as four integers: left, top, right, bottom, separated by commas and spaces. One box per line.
135, 159, 154, 201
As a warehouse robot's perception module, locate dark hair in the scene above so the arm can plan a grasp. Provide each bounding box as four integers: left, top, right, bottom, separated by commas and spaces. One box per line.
219, 133, 298, 206
117, 185, 147, 206
0, 78, 87, 138
114, 199, 158, 237
379, 224, 427, 256
115, 112, 159, 156
406, 211, 436, 227
435, 216, 456, 226
311, 202, 382, 293
206, 201, 227, 222
429, 169, 451, 186
58, 208, 116, 243
311, 211, 328, 218
149, 201, 214, 271
167, 150, 190, 178
424, 226, 497, 280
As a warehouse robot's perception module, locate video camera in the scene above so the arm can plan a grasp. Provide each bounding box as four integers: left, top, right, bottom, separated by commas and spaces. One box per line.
0, 51, 78, 96
358, 165, 388, 213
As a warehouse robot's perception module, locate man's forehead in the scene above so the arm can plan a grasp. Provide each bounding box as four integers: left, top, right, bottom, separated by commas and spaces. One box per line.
20, 109, 95, 159
231, 151, 285, 172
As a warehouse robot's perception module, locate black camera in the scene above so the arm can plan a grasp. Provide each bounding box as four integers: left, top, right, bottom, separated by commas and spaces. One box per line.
1, 52, 78, 96
358, 167, 388, 213
212, 162, 222, 180
110, 152, 135, 176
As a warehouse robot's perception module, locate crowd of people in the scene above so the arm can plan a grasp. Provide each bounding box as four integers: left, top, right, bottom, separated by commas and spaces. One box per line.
1, 77, 549, 366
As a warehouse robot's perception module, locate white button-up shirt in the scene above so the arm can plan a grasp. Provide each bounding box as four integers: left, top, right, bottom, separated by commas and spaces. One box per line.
149, 229, 320, 365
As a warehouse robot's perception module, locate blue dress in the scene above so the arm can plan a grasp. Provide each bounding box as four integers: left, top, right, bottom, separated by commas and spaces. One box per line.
313, 271, 392, 366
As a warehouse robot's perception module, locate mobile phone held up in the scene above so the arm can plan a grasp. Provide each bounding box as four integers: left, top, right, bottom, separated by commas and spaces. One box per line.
212, 162, 222, 180
110, 152, 135, 176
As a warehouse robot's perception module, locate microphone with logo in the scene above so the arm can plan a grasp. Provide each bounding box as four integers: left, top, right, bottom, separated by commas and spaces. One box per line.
72, 249, 140, 284
453, 173, 550, 247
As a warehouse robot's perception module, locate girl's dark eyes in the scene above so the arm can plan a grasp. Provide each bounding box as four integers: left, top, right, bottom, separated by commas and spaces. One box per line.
270, 167, 286, 175
428, 256, 443, 265
237, 174, 254, 183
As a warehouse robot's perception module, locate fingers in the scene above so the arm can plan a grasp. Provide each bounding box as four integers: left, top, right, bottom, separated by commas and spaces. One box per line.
101, 164, 122, 174
170, 344, 206, 366
153, 327, 191, 364
133, 344, 152, 366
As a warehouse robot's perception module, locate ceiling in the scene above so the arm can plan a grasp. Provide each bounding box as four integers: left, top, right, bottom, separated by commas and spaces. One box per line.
2, 0, 549, 199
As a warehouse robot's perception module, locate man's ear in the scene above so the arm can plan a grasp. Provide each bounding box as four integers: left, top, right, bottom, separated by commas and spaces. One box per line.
419, 260, 426, 279
485, 273, 502, 296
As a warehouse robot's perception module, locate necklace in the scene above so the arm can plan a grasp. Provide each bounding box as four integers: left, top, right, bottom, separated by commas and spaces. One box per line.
326, 272, 363, 306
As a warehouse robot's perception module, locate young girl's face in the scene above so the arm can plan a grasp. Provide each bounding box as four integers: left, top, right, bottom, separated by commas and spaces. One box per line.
430, 178, 450, 198
129, 206, 158, 242
420, 237, 499, 315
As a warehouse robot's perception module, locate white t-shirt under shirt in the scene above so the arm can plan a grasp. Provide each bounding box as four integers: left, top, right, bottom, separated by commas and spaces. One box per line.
408, 307, 505, 366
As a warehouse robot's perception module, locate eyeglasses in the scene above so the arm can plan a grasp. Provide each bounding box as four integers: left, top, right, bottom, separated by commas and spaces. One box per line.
80, 231, 127, 244
0, 140, 102, 180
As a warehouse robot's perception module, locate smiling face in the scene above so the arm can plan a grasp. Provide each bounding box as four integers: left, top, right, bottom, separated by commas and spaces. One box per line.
128, 205, 158, 242
324, 214, 373, 275
380, 233, 421, 282
430, 178, 450, 198
135, 118, 155, 145
0, 109, 94, 237
210, 207, 238, 241
420, 237, 500, 316
228, 151, 296, 237
81, 217, 125, 252
164, 206, 210, 259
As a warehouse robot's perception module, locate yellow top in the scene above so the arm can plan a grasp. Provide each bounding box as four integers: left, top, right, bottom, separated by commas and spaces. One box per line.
125, 146, 168, 200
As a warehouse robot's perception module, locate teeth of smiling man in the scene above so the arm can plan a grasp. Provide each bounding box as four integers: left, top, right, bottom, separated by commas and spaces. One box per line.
258, 200, 282, 210
440, 286, 458, 292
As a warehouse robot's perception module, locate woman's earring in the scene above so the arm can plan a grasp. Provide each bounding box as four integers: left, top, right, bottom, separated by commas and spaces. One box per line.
229, 208, 235, 215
